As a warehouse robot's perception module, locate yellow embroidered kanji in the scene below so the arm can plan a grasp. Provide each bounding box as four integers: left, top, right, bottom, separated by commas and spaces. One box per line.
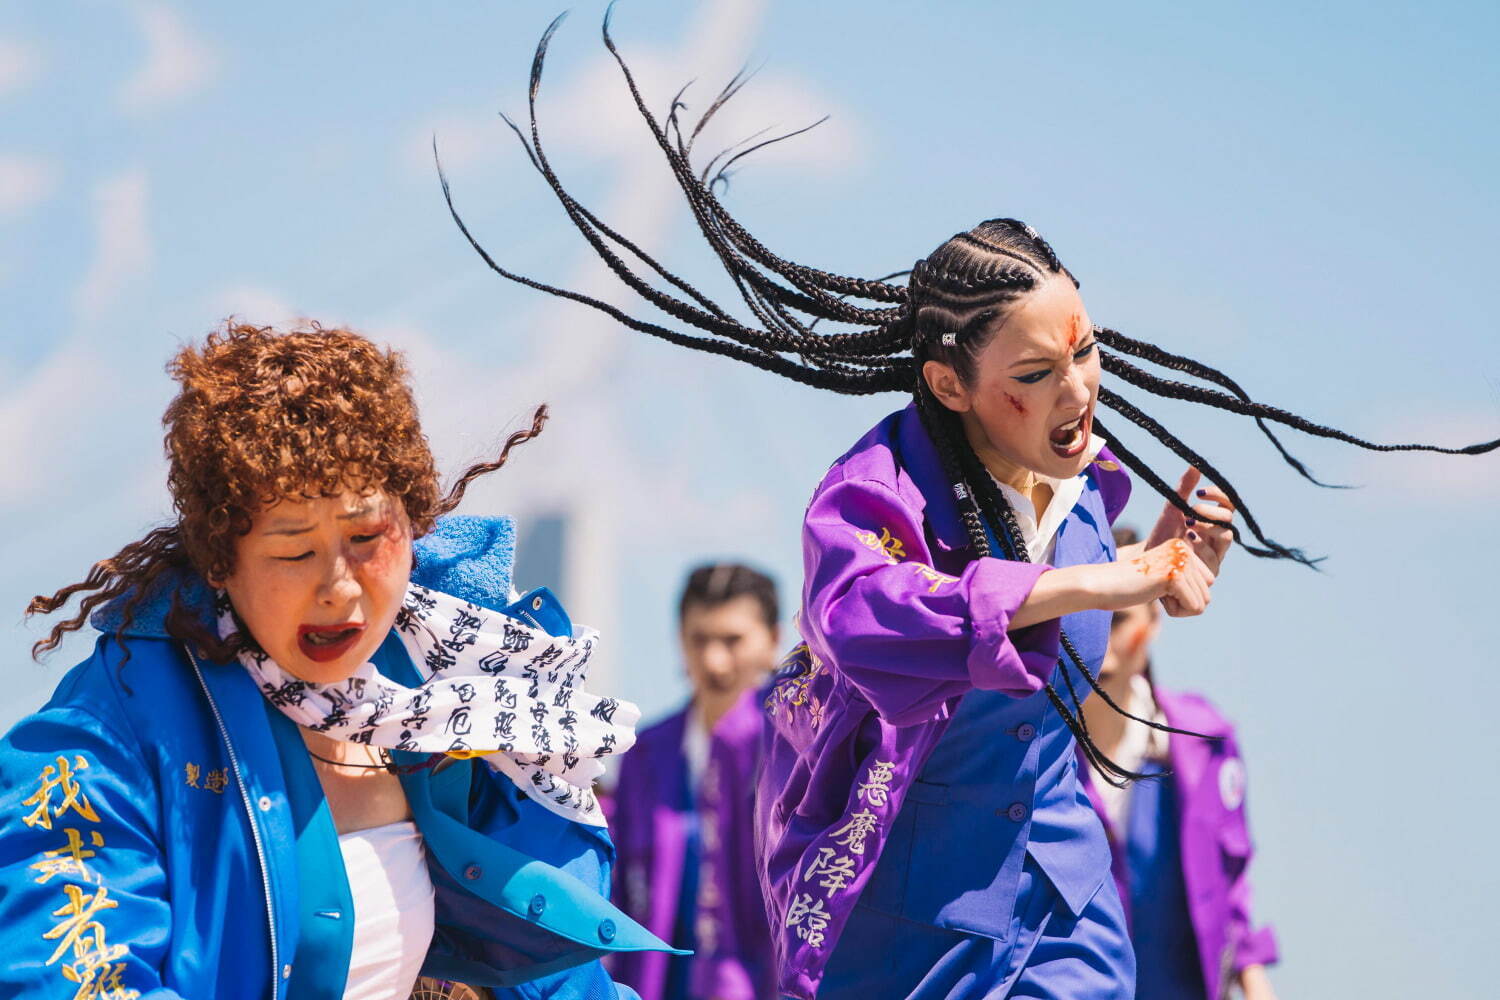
854, 526, 907, 564
44, 883, 121, 966
23, 756, 101, 831
183, 763, 200, 789
62, 955, 138, 1000
910, 563, 958, 594
856, 760, 896, 807
201, 769, 229, 794
30, 827, 105, 885
830, 809, 879, 855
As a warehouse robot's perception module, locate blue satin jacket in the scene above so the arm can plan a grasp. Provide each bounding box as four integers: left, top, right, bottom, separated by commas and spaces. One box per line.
0, 516, 674, 999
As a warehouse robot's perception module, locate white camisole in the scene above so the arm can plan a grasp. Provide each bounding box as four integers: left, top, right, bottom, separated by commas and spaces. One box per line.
337, 820, 436, 1000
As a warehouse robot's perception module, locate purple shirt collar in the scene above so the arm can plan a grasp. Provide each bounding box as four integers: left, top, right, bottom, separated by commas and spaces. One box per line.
893, 403, 972, 552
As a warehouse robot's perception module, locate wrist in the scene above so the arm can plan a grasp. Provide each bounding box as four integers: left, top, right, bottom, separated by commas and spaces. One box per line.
1011, 563, 1094, 630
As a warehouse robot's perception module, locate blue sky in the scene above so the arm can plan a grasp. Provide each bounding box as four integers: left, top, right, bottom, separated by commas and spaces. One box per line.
2, 2, 1497, 995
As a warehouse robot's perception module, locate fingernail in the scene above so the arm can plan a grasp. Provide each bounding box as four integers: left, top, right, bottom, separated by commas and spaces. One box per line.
1195, 489, 1207, 497
1187, 531, 1199, 541
1185, 517, 1197, 526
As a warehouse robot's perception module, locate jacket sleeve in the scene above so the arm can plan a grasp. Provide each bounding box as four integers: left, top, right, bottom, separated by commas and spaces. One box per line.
0, 702, 188, 999
1222, 733, 1279, 973
803, 475, 1061, 726
470, 767, 644, 1000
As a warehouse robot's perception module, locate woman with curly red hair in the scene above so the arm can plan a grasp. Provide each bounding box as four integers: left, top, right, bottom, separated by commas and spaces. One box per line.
0, 322, 676, 999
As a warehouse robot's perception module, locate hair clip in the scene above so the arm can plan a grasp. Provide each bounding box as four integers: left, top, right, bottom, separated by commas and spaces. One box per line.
940, 332, 958, 348
953, 483, 969, 500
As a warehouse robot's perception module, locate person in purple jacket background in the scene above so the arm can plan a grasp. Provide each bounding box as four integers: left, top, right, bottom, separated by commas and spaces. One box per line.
609, 564, 782, 1000
1080, 527, 1279, 1000
440, 15, 1500, 996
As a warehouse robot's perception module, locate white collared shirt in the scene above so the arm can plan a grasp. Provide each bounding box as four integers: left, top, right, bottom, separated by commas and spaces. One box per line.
682, 703, 710, 792
1092, 673, 1170, 832
990, 435, 1109, 564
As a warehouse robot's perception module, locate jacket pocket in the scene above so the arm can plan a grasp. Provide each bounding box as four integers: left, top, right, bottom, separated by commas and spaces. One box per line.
897, 790, 1026, 941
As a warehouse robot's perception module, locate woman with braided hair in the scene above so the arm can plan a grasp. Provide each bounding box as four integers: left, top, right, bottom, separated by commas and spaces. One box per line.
438, 14, 1499, 998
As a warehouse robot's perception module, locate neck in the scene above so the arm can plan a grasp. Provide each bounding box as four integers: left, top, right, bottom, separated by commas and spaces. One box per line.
1080, 665, 1143, 759
695, 689, 739, 732
958, 411, 1038, 493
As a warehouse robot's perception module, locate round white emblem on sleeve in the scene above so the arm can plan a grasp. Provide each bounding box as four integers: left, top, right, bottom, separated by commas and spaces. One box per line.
1218, 757, 1246, 811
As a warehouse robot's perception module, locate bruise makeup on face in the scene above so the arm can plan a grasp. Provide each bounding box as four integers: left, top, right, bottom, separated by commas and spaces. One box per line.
352, 510, 409, 577
1004, 392, 1028, 416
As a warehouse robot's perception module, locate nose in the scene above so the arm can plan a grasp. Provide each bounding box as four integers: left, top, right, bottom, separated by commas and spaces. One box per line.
1059, 360, 1092, 409
316, 553, 362, 607
702, 642, 734, 677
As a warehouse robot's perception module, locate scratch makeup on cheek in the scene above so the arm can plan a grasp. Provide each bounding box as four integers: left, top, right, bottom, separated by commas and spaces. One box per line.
1130, 623, 1150, 650
1004, 392, 1028, 416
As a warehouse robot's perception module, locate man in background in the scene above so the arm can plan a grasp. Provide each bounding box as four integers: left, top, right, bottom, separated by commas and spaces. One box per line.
609, 564, 780, 1000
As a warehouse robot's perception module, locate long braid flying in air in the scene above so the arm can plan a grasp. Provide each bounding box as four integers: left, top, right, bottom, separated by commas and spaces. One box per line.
437, 10, 1500, 783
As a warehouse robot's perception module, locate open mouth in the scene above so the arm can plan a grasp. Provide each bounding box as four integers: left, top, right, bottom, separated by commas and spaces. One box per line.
1049, 408, 1093, 458
296, 622, 366, 663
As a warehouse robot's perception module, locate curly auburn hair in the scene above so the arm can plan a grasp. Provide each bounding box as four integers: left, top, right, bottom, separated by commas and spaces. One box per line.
29, 320, 547, 662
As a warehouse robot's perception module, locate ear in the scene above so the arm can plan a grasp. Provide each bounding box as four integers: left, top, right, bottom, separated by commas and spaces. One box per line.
922, 359, 971, 413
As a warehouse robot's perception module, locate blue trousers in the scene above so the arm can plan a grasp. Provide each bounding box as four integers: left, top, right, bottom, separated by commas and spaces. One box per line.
816, 857, 1135, 999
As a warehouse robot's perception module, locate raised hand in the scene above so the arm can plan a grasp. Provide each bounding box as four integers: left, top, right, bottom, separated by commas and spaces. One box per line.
1146, 467, 1237, 576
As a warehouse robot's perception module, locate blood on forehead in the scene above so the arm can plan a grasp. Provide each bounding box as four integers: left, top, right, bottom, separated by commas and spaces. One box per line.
1067, 312, 1083, 351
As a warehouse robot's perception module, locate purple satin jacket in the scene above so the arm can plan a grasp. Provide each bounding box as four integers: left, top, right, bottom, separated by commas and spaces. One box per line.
609, 689, 775, 1000
755, 404, 1131, 999
1080, 687, 1279, 1000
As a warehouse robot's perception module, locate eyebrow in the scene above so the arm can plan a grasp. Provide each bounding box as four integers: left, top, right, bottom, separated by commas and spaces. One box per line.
261, 503, 379, 536
1008, 335, 1095, 369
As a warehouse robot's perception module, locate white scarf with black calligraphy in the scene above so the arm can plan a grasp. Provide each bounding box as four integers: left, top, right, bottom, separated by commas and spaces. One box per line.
221, 583, 638, 827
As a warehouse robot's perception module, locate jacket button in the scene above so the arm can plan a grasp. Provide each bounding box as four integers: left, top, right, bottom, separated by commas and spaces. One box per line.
463, 864, 482, 881
1015, 723, 1037, 742
532, 595, 544, 611
1006, 802, 1028, 822
282, 964, 292, 979
528, 894, 547, 917
598, 919, 617, 943
258, 796, 274, 812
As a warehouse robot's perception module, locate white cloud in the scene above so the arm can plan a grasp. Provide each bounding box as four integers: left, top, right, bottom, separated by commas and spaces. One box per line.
0, 155, 56, 216
413, 2, 861, 185
75, 171, 152, 325
118, 2, 217, 114
0, 38, 42, 98
0, 340, 113, 508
